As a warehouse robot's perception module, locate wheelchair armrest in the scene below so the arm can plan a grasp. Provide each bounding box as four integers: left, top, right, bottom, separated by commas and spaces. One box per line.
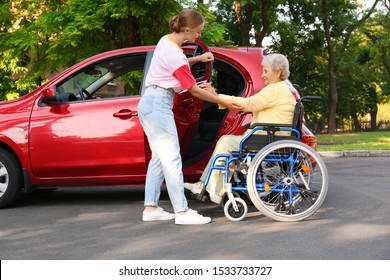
243, 123, 300, 146
242, 123, 250, 130
249, 123, 292, 130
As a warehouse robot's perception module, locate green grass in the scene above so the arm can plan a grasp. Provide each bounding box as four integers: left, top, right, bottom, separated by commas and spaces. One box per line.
316, 131, 390, 151
315, 104, 390, 151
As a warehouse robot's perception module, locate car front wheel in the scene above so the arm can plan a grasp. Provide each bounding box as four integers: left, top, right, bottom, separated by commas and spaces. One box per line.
0, 148, 22, 209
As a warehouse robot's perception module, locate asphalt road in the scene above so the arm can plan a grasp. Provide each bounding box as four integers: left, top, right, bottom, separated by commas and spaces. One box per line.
0, 157, 389, 260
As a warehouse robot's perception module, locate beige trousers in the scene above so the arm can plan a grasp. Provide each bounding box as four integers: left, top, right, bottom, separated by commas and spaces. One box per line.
199, 135, 243, 203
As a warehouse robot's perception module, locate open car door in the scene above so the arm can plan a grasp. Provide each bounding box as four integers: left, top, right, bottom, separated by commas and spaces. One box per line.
173, 40, 213, 159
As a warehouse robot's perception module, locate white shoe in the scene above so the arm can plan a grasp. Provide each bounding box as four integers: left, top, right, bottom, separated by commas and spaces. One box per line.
184, 181, 205, 194
175, 209, 211, 225
142, 207, 175, 221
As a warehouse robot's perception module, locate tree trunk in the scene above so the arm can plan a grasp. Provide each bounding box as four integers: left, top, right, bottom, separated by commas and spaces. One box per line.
352, 114, 360, 131
322, 0, 338, 133
370, 104, 378, 131
235, 0, 255, 46
254, 0, 270, 47
108, 15, 141, 48
124, 16, 141, 47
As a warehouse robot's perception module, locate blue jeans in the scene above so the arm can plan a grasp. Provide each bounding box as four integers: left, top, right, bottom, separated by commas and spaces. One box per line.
137, 86, 189, 213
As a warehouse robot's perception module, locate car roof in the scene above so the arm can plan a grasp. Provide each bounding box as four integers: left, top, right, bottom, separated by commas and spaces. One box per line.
37, 44, 265, 96
82, 45, 265, 90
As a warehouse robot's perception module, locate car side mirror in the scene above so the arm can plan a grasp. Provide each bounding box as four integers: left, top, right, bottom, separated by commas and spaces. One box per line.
41, 88, 58, 105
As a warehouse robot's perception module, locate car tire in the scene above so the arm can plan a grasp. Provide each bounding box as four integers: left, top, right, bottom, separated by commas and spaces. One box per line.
0, 148, 22, 209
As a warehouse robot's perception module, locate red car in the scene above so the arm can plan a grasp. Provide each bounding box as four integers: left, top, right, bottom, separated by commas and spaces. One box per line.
0, 41, 317, 208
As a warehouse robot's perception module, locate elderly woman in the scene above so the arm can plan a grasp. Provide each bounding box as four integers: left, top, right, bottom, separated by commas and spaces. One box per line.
185, 53, 297, 204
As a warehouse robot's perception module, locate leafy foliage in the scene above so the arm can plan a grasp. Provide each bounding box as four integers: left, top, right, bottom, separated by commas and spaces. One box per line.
0, 0, 389, 133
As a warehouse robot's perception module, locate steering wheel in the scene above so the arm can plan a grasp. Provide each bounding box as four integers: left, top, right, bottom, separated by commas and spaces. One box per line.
82, 88, 93, 99
77, 85, 93, 100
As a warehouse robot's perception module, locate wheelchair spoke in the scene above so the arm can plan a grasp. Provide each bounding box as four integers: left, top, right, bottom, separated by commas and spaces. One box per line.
295, 172, 309, 190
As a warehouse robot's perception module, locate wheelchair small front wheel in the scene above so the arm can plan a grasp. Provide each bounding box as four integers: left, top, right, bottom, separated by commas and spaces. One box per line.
221, 191, 241, 206
224, 198, 248, 222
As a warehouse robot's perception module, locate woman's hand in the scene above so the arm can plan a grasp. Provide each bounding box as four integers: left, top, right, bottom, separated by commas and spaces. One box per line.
188, 52, 214, 65
198, 52, 214, 62
200, 82, 217, 95
190, 82, 242, 111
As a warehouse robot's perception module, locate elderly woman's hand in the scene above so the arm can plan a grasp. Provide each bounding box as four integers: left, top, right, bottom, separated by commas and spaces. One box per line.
219, 99, 244, 111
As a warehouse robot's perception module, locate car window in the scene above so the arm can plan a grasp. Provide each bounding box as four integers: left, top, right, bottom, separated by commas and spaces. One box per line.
190, 61, 207, 80
210, 58, 245, 97
184, 43, 208, 80
94, 69, 143, 98
55, 54, 147, 101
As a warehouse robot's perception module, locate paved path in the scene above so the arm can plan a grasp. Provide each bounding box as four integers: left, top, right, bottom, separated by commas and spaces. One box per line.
318, 149, 390, 157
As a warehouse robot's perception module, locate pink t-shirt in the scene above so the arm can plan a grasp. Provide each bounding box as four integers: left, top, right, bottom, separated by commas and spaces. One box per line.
145, 35, 196, 93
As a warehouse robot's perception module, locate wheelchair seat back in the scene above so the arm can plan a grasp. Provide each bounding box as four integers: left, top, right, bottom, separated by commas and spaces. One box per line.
239, 102, 302, 152
238, 95, 319, 153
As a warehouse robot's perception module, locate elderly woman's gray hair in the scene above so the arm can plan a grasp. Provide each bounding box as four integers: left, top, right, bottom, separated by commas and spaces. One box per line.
262, 53, 290, 80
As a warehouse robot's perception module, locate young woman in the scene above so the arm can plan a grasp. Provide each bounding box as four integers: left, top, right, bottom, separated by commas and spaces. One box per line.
138, 9, 240, 225
185, 54, 297, 204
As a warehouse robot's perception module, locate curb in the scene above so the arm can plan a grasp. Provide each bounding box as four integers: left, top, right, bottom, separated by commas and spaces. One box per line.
318, 150, 390, 157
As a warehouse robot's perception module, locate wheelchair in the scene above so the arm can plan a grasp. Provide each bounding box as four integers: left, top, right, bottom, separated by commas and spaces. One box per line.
203, 95, 328, 222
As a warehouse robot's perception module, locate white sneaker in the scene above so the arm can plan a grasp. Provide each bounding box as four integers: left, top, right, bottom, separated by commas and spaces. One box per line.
142, 207, 175, 222
184, 181, 205, 194
175, 209, 211, 225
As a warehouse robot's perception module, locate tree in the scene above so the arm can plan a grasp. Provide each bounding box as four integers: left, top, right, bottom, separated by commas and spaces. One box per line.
1, 0, 182, 100
1, 0, 388, 132
213, 0, 280, 47
228, 0, 280, 47
267, 0, 329, 132
340, 6, 390, 130
215, 0, 243, 45
267, 0, 382, 133
234, 0, 256, 45
320, 0, 380, 133
0, 0, 229, 100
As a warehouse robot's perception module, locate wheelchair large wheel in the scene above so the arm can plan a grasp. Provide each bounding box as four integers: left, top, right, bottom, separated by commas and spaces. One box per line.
247, 140, 328, 222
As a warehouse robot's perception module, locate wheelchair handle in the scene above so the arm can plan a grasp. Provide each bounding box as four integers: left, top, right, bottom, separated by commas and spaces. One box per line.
298, 96, 322, 102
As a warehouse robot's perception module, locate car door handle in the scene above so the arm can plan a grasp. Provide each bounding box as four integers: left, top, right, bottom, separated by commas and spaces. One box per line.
113, 109, 138, 119
180, 98, 194, 106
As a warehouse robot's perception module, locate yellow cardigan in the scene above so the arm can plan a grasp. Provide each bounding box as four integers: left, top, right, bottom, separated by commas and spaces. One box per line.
219, 81, 296, 134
